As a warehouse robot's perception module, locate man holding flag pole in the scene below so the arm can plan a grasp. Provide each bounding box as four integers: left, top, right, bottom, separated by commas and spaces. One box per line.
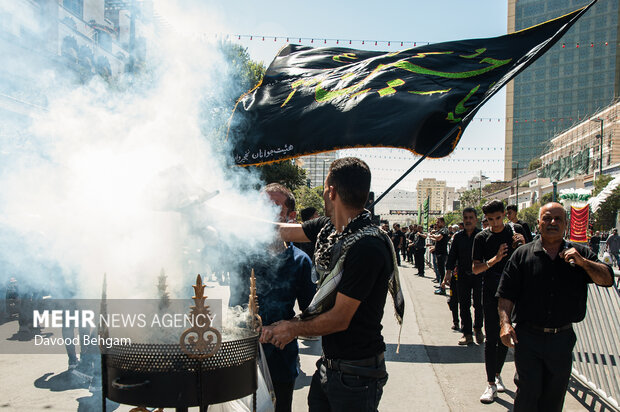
229, 2, 598, 410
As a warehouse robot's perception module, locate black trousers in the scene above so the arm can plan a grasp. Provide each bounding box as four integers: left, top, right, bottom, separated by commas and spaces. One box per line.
457, 272, 483, 336
448, 276, 459, 325
273, 380, 295, 412
393, 244, 401, 265
483, 275, 508, 383
414, 249, 425, 274
435, 253, 447, 283
513, 326, 576, 412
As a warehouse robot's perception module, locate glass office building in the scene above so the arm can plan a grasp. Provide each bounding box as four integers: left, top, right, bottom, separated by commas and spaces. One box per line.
505, 0, 619, 179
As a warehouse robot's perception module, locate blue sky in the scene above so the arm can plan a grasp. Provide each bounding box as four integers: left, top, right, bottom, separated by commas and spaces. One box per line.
171, 0, 511, 191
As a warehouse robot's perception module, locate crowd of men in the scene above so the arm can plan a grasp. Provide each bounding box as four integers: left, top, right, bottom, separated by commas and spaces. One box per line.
4, 155, 615, 412
383, 200, 615, 408
247, 158, 614, 412
2, 154, 615, 412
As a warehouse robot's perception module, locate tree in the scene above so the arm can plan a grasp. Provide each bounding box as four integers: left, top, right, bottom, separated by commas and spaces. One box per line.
482, 181, 511, 195
459, 188, 484, 208
592, 175, 613, 196
540, 192, 553, 205
591, 175, 619, 231
458, 189, 485, 217
442, 211, 462, 227
253, 160, 307, 192
294, 186, 325, 218
528, 158, 542, 171
202, 41, 266, 144
518, 204, 540, 232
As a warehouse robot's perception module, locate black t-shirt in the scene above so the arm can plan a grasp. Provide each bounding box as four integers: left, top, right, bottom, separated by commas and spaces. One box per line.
302, 216, 392, 360
589, 236, 601, 252
446, 228, 481, 274
391, 230, 404, 248
516, 220, 533, 243
434, 227, 450, 255
472, 224, 526, 276
497, 239, 613, 327
414, 233, 426, 250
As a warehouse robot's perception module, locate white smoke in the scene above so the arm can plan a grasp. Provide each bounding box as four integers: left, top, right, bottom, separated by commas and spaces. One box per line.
0, 1, 278, 299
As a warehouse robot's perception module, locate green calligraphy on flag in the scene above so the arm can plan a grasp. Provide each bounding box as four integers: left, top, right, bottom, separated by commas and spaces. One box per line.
229, 2, 597, 166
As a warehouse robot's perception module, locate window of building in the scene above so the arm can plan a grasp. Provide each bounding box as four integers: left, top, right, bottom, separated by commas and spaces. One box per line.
63, 0, 84, 19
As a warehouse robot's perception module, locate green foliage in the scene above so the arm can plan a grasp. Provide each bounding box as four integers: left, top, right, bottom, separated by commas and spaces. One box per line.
458, 188, 485, 217
591, 175, 619, 230
459, 188, 485, 208
201, 41, 266, 146
540, 192, 553, 205
528, 158, 542, 171
482, 181, 511, 195
518, 204, 540, 232
592, 175, 613, 196
219, 41, 265, 93
442, 211, 462, 227
252, 160, 307, 192
294, 186, 325, 218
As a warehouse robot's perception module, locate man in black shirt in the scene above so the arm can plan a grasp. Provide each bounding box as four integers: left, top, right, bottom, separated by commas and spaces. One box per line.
429, 217, 449, 285
260, 157, 404, 412
589, 230, 601, 256
391, 223, 404, 266
413, 225, 427, 276
442, 207, 483, 345
406, 225, 415, 264
497, 202, 613, 412
295, 207, 320, 263
506, 205, 533, 243
472, 200, 527, 404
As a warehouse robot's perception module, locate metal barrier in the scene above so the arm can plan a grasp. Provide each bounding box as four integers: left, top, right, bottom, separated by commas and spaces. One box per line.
571, 283, 620, 411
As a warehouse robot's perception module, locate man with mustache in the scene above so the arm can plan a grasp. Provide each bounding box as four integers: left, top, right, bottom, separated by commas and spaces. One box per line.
497, 202, 614, 411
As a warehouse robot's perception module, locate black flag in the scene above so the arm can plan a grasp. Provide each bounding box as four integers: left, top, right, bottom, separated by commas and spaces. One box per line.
229, 1, 596, 166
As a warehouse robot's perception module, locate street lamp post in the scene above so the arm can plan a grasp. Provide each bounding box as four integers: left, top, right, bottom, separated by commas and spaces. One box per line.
322, 159, 330, 187
512, 161, 519, 206
479, 170, 482, 203
592, 118, 604, 177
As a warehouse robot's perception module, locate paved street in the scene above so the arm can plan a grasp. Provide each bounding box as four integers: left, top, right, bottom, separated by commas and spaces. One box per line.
0, 262, 599, 411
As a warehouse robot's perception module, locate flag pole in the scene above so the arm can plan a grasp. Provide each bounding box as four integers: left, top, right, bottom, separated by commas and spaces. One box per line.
369, 123, 462, 209
368, 0, 597, 210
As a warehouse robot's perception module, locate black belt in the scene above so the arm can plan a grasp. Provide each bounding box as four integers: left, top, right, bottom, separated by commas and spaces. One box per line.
322, 353, 386, 379
523, 323, 572, 334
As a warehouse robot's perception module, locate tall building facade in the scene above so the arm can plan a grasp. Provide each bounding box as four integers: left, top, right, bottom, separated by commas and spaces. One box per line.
505, 0, 620, 179
416, 178, 446, 213
0, 0, 138, 142
298, 152, 338, 188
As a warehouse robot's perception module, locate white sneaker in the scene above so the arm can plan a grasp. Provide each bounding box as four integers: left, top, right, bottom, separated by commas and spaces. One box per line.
480, 385, 497, 404
495, 375, 505, 392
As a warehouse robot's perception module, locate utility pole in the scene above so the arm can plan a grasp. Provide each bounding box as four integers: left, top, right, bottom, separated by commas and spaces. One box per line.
512, 161, 519, 206
479, 170, 482, 203
592, 118, 604, 177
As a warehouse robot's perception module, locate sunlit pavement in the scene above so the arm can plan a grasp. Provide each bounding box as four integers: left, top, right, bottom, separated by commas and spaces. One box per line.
0, 262, 599, 411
